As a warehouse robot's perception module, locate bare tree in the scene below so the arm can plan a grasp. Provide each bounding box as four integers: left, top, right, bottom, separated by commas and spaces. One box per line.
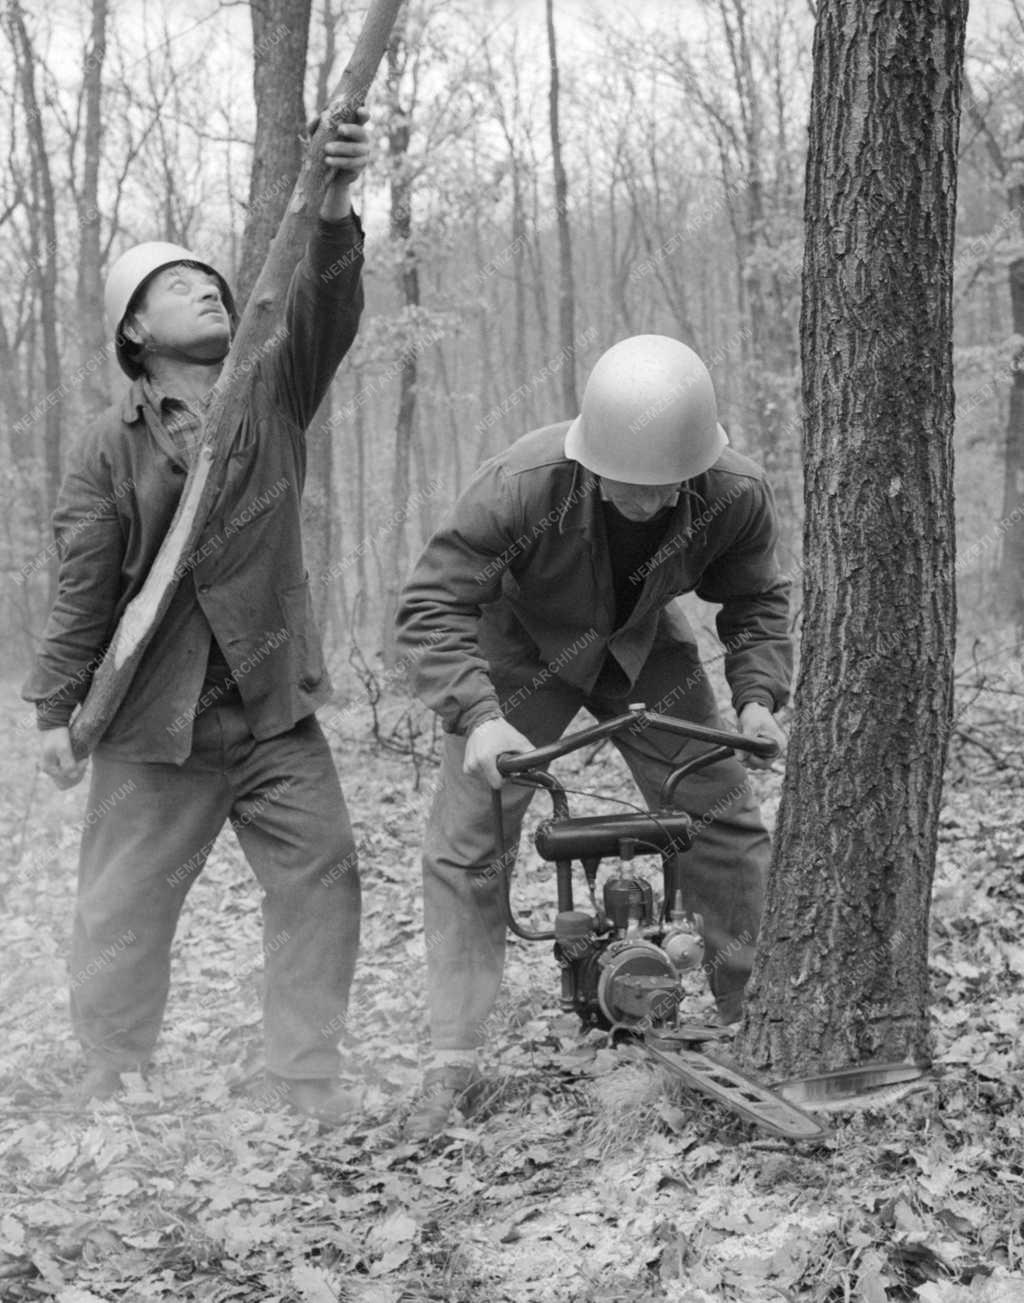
545, 0, 578, 416
379, 10, 419, 668
6, 0, 63, 605
74, 0, 109, 417
235, 0, 312, 311
960, 63, 1024, 631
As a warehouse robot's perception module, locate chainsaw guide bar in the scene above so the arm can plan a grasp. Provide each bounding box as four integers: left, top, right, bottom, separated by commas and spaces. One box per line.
643, 1037, 827, 1141
771, 1061, 928, 1110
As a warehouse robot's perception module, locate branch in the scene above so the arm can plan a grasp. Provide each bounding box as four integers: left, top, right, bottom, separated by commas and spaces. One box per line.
69, 0, 406, 758
962, 71, 1006, 177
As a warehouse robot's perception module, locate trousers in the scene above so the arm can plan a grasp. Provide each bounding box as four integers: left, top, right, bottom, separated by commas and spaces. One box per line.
69, 703, 360, 1079
421, 642, 770, 1050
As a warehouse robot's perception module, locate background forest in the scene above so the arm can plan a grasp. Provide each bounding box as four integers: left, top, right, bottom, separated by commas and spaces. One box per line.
2, 3, 1024, 1302
4, 0, 1024, 672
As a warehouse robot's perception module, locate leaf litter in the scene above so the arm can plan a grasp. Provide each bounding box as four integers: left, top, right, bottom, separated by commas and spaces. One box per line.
0, 667, 1022, 1302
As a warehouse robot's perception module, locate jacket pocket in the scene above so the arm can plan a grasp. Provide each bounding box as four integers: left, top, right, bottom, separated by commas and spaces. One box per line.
277, 578, 326, 692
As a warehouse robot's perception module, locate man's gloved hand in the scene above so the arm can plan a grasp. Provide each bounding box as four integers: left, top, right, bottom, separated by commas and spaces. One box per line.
737, 702, 787, 771
463, 716, 535, 790
39, 727, 88, 790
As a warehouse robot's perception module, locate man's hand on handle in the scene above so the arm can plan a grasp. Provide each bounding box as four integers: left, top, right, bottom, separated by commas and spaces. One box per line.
317, 106, 372, 221
40, 727, 88, 790
464, 716, 535, 790
737, 702, 787, 771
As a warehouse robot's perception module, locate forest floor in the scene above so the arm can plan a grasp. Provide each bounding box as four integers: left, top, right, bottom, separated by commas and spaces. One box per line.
1, 638, 1023, 1303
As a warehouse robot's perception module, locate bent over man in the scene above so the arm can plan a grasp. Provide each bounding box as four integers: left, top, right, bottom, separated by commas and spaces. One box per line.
396, 334, 792, 1138
22, 115, 371, 1123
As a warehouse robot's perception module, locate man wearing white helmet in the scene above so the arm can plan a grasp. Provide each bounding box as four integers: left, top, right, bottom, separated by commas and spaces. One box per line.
22, 114, 371, 1122
397, 334, 791, 1137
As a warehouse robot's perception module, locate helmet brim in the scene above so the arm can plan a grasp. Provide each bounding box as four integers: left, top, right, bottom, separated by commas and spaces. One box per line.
564, 416, 728, 484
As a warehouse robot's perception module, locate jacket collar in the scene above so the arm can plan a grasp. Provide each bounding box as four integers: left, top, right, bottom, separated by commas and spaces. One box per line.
121, 375, 191, 469
557, 458, 601, 536
559, 457, 700, 558
120, 377, 148, 425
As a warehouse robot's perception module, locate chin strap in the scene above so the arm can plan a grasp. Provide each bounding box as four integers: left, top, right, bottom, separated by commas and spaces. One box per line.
132, 322, 232, 372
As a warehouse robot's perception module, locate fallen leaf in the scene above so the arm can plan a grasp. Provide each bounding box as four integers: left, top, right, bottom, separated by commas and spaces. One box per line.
367, 1243, 413, 1276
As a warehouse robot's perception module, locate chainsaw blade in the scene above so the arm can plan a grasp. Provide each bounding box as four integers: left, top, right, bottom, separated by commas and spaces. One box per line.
643, 1040, 826, 1141
771, 1061, 927, 1109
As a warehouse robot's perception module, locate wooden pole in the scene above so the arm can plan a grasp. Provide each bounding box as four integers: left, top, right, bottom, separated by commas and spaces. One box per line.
70, 0, 405, 758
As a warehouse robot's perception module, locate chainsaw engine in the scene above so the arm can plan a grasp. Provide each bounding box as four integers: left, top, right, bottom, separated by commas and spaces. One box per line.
534, 810, 706, 1032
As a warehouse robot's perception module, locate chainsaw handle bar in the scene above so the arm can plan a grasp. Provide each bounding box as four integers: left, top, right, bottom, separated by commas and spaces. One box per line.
495, 706, 778, 778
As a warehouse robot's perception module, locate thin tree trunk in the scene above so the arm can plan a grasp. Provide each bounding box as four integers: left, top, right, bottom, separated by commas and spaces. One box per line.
735, 0, 966, 1077
545, 0, 578, 416
379, 17, 417, 668
76, 0, 109, 417
352, 366, 369, 628
304, 390, 335, 636
8, 1, 63, 609
998, 185, 1024, 631
434, 340, 463, 495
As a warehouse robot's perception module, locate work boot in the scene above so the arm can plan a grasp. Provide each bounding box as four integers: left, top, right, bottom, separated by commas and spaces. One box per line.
714, 989, 745, 1027
264, 1073, 362, 1126
63, 1065, 123, 1107
404, 1062, 484, 1141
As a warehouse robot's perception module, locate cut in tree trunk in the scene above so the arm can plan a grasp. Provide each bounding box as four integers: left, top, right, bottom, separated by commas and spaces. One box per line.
734, 0, 966, 1078
69, 0, 405, 759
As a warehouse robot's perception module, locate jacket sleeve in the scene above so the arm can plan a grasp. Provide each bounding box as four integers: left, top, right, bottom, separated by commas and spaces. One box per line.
262, 212, 365, 432
396, 460, 522, 734
695, 477, 793, 712
20, 432, 126, 727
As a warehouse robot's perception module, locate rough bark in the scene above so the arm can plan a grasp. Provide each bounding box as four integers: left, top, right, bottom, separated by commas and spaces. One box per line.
735, 0, 965, 1077
69, 0, 404, 758
235, 0, 312, 312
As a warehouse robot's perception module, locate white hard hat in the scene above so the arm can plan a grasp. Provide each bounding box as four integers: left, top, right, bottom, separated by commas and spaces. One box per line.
104, 241, 237, 378
565, 335, 727, 484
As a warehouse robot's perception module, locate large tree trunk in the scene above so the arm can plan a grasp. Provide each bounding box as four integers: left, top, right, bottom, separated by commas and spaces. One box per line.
735, 0, 966, 1077
235, 0, 312, 312
545, 0, 578, 416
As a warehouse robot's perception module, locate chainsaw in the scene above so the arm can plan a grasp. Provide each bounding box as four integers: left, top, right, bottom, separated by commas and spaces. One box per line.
493, 704, 829, 1142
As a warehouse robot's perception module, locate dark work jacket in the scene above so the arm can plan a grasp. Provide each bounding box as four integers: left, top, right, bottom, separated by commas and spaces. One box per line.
396, 423, 792, 735
22, 214, 365, 763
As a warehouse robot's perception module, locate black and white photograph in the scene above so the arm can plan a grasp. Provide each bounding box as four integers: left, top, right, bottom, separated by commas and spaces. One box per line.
0, 0, 1021, 1299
